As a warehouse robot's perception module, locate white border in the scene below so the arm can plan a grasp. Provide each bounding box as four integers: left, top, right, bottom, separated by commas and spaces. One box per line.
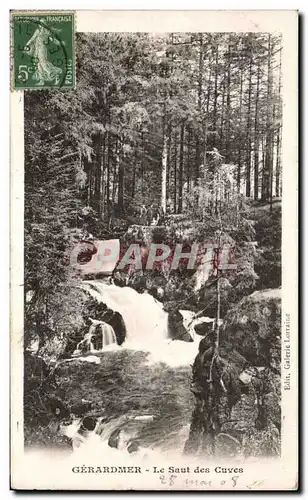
4, 3, 302, 496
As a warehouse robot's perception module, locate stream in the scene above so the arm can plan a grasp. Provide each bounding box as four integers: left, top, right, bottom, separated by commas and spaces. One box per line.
78, 279, 206, 367
53, 278, 214, 456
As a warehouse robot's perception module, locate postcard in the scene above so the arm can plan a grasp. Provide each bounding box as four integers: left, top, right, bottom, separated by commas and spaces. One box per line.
10, 9, 298, 490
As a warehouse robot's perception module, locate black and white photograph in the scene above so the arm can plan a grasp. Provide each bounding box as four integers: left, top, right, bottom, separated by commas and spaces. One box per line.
10, 9, 298, 491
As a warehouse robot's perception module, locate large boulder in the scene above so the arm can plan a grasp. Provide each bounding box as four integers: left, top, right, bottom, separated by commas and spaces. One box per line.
184, 288, 281, 457
167, 309, 193, 342
222, 288, 281, 369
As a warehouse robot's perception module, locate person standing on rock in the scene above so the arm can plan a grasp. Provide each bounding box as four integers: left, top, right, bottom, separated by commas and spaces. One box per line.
156, 206, 165, 225
140, 205, 147, 225
146, 205, 154, 226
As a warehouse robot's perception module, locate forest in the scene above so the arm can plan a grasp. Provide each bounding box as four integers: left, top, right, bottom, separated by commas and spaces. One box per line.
25, 32, 282, 216
24, 32, 282, 458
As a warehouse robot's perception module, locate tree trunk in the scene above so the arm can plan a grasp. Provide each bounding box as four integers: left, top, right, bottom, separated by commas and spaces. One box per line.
94, 132, 102, 216
262, 35, 273, 201
225, 37, 232, 163
161, 118, 168, 212
166, 122, 172, 195
195, 33, 203, 181
195, 135, 201, 182
112, 139, 118, 203
237, 66, 243, 192
275, 127, 281, 197
106, 133, 111, 215
117, 140, 124, 212
100, 134, 106, 218
220, 78, 226, 158
245, 46, 253, 198
275, 48, 282, 197
85, 157, 92, 206
141, 132, 144, 196
173, 129, 178, 212
270, 102, 276, 212
132, 148, 137, 199
261, 137, 265, 196
206, 66, 212, 116
198, 33, 203, 111
254, 61, 261, 200
186, 126, 191, 192
178, 122, 185, 213
212, 42, 219, 148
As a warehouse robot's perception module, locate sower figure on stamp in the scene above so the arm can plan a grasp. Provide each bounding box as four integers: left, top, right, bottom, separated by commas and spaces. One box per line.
24, 20, 63, 86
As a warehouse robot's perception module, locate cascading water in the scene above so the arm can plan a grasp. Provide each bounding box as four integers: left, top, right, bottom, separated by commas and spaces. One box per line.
100, 322, 117, 349
57, 280, 215, 461
81, 281, 169, 344
75, 327, 95, 353
74, 317, 117, 354
80, 280, 203, 367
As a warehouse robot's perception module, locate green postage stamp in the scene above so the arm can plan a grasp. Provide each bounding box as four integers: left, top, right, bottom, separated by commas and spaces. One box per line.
11, 11, 75, 90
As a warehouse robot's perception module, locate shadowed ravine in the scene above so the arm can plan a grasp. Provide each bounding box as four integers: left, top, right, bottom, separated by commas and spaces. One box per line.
56, 349, 193, 454
52, 280, 202, 454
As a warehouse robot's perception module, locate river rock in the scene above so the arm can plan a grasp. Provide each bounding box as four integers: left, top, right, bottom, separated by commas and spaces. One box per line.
193, 321, 214, 336
222, 288, 281, 368
168, 309, 193, 342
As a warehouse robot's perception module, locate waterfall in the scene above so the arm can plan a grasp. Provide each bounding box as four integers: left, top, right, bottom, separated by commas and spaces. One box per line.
79, 280, 203, 367
76, 325, 96, 353
100, 322, 117, 348
74, 318, 117, 354
81, 281, 169, 345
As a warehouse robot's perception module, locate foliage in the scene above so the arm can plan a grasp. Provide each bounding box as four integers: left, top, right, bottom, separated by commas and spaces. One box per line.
254, 204, 281, 289
23, 32, 282, 457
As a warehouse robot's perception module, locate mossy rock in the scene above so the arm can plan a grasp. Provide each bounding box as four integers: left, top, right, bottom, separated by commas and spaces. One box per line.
222, 288, 281, 367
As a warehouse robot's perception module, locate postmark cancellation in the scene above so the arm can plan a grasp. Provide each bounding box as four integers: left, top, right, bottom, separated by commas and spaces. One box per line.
11, 11, 75, 90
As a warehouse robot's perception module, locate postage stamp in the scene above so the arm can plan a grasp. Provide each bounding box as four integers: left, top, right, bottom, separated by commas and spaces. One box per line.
11, 11, 75, 90
10, 9, 298, 492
